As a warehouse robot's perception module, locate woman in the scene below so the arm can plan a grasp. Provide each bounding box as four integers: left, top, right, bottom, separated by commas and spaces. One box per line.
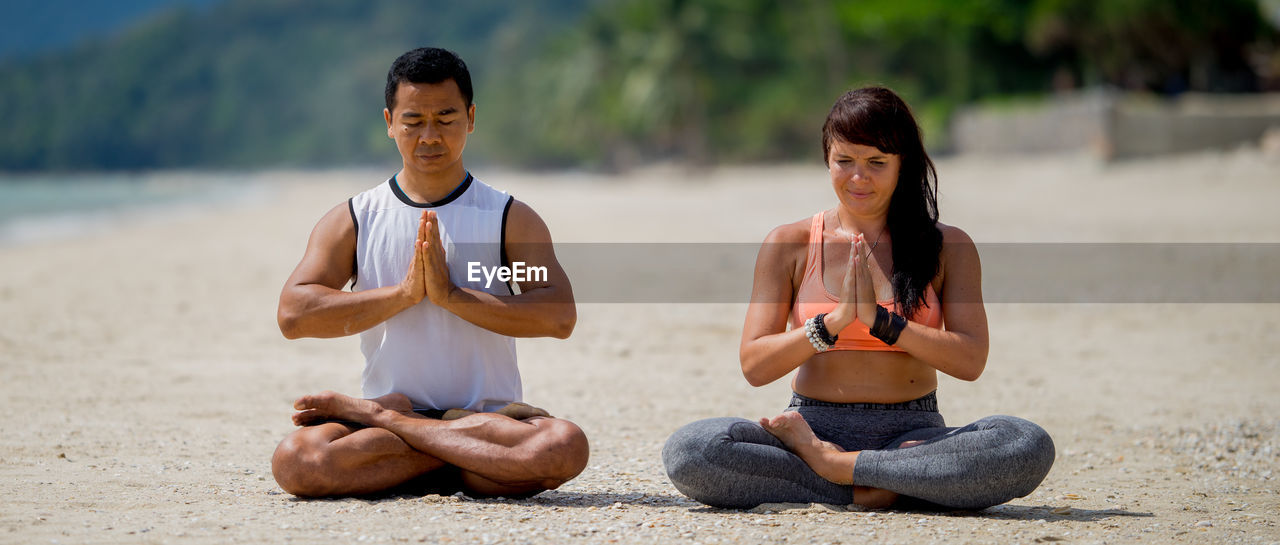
662, 87, 1054, 510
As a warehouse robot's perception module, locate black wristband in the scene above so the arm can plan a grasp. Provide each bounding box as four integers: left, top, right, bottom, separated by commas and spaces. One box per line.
885, 311, 906, 345
814, 313, 839, 345
870, 305, 907, 345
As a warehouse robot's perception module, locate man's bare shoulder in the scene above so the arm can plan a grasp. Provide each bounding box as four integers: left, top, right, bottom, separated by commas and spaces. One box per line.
503, 199, 554, 244
315, 201, 357, 238
288, 201, 357, 289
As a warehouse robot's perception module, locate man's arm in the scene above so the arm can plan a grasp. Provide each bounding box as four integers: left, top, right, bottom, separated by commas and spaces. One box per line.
423, 200, 576, 339
277, 202, 426, 339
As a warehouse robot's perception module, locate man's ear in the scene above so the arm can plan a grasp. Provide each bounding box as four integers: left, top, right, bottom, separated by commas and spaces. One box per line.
384, 108, 394, 138
467, 103, 476, 133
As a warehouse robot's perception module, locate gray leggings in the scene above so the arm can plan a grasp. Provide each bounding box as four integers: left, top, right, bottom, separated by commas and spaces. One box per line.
662, 392, 1055, 510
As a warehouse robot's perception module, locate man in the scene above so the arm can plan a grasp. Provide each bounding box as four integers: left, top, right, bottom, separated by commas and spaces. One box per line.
270, 47, 588, 498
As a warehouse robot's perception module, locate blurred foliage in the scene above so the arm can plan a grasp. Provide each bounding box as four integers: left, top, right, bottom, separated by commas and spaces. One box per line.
0, 0, 220, 60
0, 0, 1275, 171
1025, 0, 1273, 92
0, 0, 593, 170
499, 0, 1277, 167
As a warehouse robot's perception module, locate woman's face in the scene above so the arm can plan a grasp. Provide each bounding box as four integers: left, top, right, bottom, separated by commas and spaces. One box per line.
827, 139, 901, 218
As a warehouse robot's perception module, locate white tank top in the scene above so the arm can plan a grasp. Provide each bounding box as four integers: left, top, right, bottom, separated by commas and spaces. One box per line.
349, 172, 520, 412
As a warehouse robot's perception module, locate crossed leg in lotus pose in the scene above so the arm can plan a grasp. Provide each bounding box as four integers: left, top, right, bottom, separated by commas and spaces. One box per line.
759, 412, 919, 508
271, 391, 588, 498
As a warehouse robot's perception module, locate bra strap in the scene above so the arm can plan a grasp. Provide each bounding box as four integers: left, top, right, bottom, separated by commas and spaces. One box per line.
805, 212, 824, 273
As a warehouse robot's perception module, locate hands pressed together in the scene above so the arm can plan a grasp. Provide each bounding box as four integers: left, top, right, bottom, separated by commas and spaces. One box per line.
826, 233, 891, 332
400, 210, 455, 307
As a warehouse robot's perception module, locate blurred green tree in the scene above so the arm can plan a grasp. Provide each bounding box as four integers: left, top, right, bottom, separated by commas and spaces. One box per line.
0, 0, 1274, 171
1026, 0, 1272, 92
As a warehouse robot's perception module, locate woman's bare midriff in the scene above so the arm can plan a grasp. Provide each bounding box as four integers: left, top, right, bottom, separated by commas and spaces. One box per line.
792, 350, 938, 404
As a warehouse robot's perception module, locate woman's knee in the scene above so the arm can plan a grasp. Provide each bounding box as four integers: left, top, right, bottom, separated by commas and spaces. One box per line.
1015, 418, 1056, 489
1000, 416, 1055, 466
985, 415, 1056, 494
662, 418, 755, 500
662, 418, 741, 475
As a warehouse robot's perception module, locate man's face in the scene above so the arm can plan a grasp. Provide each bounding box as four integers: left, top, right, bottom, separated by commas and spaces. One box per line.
383, 79, 475, 178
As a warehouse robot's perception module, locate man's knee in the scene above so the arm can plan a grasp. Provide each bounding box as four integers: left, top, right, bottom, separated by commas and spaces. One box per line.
271, 431, 335, 497
533, 418, 589, 486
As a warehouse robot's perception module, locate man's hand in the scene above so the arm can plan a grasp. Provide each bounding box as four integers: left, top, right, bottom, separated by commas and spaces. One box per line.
397, 211, 430, 305
419, 210, 455, 306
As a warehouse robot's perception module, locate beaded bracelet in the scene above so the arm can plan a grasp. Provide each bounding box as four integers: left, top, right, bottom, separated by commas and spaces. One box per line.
804, 317, 830, 352
869, 305, 907, 345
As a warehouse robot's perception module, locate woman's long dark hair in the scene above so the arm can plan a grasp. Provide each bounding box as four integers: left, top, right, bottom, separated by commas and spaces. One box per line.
821, 87, 941, 319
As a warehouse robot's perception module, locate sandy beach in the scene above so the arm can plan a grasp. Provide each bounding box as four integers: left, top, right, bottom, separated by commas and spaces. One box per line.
2, 150, 1278, 544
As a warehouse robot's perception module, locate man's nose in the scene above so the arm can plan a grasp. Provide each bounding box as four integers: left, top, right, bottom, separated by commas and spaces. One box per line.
418, 123, 441, 143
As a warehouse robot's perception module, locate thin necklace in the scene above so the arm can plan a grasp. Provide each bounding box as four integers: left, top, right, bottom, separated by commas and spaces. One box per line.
834, 212, 885, 254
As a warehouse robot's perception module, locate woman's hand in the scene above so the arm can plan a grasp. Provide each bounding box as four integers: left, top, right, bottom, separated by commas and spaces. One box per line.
830, 234, 887, 330
826, 234, 857, 331
852, 236, 882, 327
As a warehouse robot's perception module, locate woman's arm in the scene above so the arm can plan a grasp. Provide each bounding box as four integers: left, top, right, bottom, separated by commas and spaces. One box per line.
893, 225, 989, 380
739, 223, 823, 387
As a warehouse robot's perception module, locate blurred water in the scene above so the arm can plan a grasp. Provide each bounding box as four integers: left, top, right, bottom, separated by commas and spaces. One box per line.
0, 172, 264, 245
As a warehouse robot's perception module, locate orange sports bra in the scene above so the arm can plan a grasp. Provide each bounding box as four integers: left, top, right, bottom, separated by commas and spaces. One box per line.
790, 212, 943, 351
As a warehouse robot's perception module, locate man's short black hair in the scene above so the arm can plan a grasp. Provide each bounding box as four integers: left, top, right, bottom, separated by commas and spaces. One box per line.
384, 47, 474, 112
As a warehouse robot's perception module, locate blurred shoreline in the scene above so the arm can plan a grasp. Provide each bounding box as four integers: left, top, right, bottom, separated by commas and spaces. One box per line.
5, 143, 1278, 247
0, 171, 272, 247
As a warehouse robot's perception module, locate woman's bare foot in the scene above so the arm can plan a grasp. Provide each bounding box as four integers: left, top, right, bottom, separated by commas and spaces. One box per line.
759, 412, 852, 485
291, 390, 388, 426
760, 412, 903, 509
853, 486, 898, 509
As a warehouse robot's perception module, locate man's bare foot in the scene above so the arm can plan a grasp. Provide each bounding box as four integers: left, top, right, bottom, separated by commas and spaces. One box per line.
495, 402, 552, 420
291, 390, 386, 426
442, 402, 552, 421
368, 392, 414, 414
759, 412, 852, 485
441, 408, 475, 421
